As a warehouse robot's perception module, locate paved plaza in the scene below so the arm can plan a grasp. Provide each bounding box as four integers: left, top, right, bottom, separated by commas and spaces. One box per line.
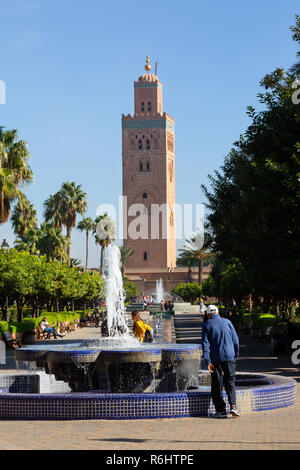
0, 313, 299, 450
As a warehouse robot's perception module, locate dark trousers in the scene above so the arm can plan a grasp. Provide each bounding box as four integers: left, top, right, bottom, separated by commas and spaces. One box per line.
211, 360, 236, 413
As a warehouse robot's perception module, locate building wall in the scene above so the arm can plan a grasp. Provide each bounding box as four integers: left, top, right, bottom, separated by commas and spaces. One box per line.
125, 266, 212, 297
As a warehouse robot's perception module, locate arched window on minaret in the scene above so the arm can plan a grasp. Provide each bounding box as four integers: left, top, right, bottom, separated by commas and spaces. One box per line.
146, 162, 150, 171
143, 192, 147, 199
148, 101, 151, 112
138, 139, 143, 150
146, 140, 150, 150
139, 162, 143, 171
141, 102, 145, 112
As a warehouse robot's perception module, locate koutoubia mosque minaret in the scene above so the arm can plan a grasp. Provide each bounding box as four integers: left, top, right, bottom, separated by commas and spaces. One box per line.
122, 55, 176, 272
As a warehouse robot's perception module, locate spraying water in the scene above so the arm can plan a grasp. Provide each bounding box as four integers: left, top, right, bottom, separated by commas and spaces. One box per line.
155, 278, 164, 303
104, 245, 130, 338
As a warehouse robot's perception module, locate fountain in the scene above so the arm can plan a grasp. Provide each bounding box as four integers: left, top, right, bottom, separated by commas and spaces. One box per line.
155, 279, 164, 303
0, 245, 296, 420
14, 245, 201, 394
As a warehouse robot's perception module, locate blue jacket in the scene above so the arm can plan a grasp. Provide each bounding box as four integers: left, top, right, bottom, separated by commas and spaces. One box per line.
202, 314, 239, 364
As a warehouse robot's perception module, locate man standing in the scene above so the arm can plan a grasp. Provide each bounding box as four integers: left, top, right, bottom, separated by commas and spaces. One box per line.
202, 305, 240, 418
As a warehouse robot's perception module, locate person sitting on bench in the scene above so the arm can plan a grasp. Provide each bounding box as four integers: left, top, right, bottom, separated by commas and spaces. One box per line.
40, 318, 65, 339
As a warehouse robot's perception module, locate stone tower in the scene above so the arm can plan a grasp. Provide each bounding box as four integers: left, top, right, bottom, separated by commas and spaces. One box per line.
122, 55, 176, 269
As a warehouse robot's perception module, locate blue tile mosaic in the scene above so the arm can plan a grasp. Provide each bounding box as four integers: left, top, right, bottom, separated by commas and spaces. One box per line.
0, 372, 296, 420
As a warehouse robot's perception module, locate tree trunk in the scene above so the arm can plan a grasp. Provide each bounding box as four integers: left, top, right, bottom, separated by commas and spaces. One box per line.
187, 266, 192, 283
17, 298, 25, 323
67, 225, 72, 265
100, 245, 105, 274
85, 230, 89, 271
198, 259, 203, 285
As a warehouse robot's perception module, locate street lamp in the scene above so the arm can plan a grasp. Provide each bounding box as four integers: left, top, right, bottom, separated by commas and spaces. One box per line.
1, 239, 9, 250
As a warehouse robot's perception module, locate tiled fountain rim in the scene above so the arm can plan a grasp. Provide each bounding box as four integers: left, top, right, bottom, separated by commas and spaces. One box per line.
0, 371, 296, 420
0, 371, 296, 395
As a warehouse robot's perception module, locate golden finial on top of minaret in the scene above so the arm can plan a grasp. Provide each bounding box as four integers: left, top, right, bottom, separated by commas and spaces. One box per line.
144, 54, 151, 72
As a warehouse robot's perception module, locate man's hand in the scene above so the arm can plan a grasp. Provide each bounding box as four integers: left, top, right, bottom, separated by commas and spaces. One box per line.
208, 363, 215, 373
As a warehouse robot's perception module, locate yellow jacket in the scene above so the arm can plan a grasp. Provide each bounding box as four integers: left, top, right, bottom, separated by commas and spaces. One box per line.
133, 320, 152, 343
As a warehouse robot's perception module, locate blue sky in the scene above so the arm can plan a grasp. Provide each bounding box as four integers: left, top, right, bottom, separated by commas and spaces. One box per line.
0, 0, 299, 267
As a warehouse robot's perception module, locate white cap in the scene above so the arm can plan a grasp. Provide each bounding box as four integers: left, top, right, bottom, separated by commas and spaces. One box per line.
206, 305, 219, 315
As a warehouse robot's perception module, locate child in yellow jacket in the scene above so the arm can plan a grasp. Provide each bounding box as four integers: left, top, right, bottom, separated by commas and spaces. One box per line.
132, 312, 153, 343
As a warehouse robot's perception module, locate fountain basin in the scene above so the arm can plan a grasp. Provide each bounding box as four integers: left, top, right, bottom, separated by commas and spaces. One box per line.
15, 342, 201, 393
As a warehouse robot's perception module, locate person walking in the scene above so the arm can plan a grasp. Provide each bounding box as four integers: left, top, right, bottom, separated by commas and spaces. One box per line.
199, 297, 205, 314
202, 305, 240, 418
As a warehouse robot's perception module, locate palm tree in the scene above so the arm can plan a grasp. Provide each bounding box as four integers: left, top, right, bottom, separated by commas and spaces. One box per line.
93, 214, 116, 274
14, 228, 41, 254
0, 167, 18, 223
119, 245, 134, 277
38, 223, 70, 262
176, 251, 195, 283
15, 223, 70, 262
44, 181, 87, 264
70, 258, 83, 270
77, 217, 95, 271
178, 236, 211, 285
43, 193, 63, 230
0, 127, 33, 224
11, 196, 38, 239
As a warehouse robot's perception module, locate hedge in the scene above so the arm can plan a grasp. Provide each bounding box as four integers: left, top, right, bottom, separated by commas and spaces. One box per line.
1, 311, 85, 335
0, 321, 9, 333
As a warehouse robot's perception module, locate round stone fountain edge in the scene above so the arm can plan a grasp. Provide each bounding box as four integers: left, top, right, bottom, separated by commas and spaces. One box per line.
0, 372, 296, 420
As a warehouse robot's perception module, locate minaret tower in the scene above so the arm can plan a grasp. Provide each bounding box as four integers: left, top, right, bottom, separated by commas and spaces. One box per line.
122, 55, 176, 269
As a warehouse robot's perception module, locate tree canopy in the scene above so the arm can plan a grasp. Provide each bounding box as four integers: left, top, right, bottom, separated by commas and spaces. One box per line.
202, 16, 300, 314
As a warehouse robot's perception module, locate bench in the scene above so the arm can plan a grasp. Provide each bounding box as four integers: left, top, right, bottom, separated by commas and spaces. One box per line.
2, 331, 22, 350
37, 325, 54, 340
59, 322, 71, 334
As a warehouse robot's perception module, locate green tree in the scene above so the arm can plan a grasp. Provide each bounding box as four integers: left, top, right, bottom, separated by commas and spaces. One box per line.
0, 250, 37, 321
202, 17, 300, 315
43, 193, 63, 230
201, 276, 216, 298
176, 250, 195, 283
93, 214, 116, 274
15, 223, 70, 263
0, 249, 105, 319
0, 127, 33, 224
177, 237, 211, 285
119, 245, 134, 277
123, 280, 139, 301
77, 217, 95, 271
171, 283, 202, 303
44, 182, 87, 264
11, 196, 37, 239
219, 259, 252, 309
290, 14, 300, 74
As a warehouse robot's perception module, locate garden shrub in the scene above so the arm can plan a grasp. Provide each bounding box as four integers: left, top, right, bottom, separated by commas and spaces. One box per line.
0, 321, 9, 333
